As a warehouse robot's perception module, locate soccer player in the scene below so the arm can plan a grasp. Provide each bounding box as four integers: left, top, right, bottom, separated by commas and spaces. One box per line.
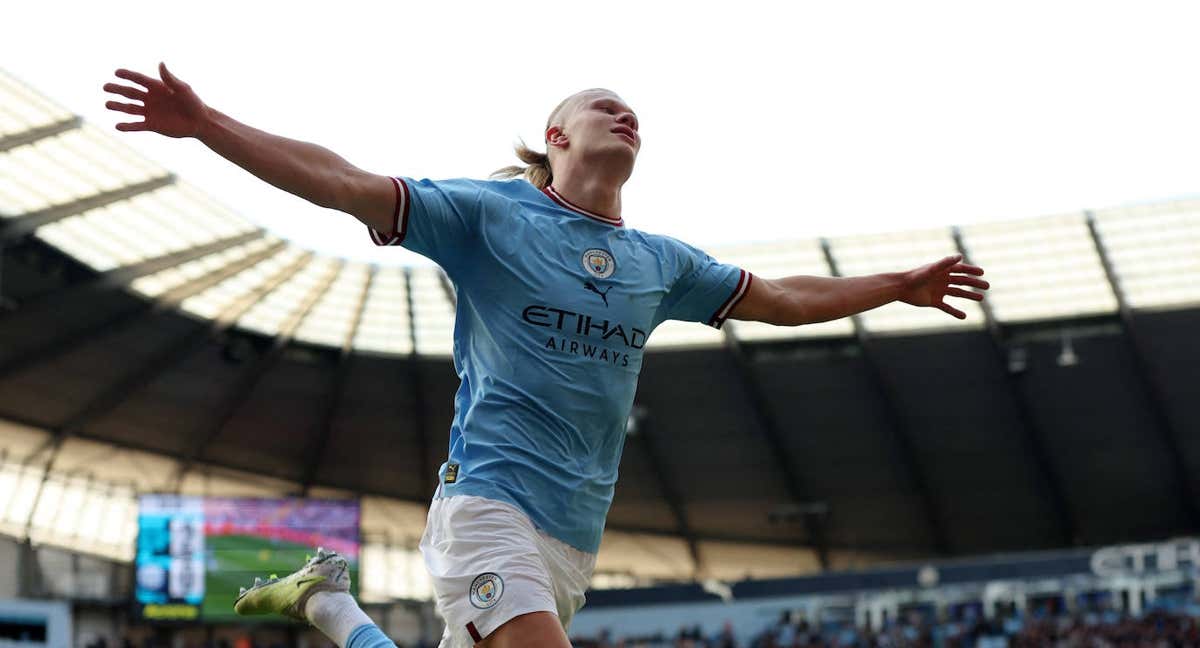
105, 64, 989, 648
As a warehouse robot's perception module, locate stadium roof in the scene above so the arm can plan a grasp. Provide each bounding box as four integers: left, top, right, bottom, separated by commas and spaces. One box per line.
2, 67, 1200, 590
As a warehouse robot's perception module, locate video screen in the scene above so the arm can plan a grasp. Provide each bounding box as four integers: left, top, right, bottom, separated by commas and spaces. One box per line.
135, 495, 360, 622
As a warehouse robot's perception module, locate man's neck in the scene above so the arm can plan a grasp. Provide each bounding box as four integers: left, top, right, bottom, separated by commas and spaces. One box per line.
549, 163, 625, 220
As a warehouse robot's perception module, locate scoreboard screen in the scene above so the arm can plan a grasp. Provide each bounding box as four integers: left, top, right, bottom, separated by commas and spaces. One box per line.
135, 495, 360, 622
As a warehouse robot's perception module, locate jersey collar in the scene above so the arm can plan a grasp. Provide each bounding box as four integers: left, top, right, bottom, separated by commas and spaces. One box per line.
542, 185, 624, 227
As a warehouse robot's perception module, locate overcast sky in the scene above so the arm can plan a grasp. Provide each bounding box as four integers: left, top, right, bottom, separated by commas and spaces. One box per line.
5, 0, 1198, 266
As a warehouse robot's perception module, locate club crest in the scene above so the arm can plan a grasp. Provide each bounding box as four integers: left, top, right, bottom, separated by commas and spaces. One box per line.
469, 572, 504, 609
582, 248, 616, 279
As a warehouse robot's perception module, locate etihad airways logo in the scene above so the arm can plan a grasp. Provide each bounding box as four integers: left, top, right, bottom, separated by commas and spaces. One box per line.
522, 305, 648, 348
522, 304, 647, 367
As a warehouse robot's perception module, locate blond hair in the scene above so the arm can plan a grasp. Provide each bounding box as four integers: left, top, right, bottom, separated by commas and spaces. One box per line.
491, 89, 615, 189
491, 140, 554, 189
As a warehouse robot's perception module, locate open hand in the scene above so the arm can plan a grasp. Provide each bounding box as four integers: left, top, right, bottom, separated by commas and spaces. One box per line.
103, 63, 208, 138
899, 254, 989, 319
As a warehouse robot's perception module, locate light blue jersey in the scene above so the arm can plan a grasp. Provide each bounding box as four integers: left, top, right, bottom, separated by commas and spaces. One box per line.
369, 177, 752, 552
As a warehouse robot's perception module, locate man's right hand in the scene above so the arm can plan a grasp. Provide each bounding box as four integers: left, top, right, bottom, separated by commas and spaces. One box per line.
104, 63, 209, 139
102, 63, 398, 234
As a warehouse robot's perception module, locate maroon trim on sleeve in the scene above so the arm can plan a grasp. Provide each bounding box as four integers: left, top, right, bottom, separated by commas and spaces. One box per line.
465, 622, 483, 643
708, 270, 753, 329
367, 176, 411, 246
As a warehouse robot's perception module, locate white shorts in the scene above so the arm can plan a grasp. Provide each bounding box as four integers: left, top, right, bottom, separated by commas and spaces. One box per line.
419, 494, 597, 647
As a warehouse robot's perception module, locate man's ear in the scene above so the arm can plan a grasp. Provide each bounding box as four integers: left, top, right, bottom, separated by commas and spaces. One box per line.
546, 126, 568, 150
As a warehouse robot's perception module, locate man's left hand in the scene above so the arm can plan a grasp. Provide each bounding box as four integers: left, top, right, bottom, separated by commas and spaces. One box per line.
899, 254, 989, 319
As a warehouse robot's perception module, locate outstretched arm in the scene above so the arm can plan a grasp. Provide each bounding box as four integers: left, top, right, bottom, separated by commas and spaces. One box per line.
730, 254, 988, 326
103, 63, 395, 233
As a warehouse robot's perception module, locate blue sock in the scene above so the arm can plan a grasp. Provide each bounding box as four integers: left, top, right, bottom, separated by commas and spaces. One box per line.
346, 622, 396, 648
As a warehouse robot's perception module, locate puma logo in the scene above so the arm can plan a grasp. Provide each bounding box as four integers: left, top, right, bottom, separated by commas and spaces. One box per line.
583, 281, 611, 307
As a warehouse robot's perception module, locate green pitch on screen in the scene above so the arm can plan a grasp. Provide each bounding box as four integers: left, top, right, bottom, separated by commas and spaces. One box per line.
204, 535, 359, 621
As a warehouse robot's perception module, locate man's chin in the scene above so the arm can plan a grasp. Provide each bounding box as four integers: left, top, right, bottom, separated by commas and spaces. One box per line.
580, 147, 637, 173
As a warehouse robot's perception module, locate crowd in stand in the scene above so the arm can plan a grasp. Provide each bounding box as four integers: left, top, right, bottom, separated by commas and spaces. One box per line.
573, 608, 1200, 647
1011, 611, 1200, 647
75, 608, 1200, 647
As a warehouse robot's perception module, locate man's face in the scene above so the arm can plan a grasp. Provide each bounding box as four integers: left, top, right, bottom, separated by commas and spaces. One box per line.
550, 90, 640, 170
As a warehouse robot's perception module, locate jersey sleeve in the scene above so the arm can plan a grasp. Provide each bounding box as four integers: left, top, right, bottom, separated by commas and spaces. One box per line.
657, 237, 754, 329
366, 177, 490, 270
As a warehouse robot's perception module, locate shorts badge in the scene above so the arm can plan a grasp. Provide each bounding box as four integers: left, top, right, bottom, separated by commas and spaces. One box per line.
469, 572, 504, 609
